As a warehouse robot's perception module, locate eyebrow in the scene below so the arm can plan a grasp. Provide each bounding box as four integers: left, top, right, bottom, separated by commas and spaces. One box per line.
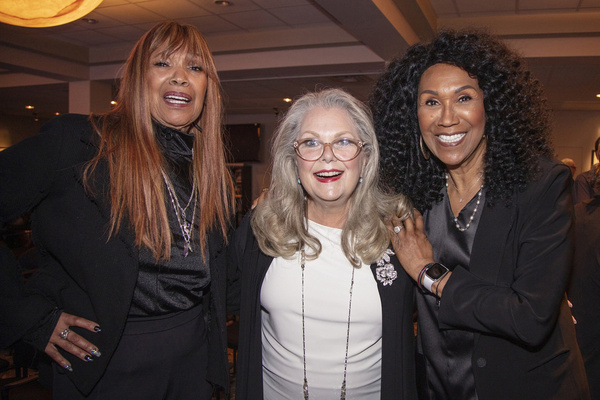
419, 85, 478, 95
299, 130, 356, 137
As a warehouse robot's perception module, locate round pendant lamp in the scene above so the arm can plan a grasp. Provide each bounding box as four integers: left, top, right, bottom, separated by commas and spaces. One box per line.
0, 0, 103, 28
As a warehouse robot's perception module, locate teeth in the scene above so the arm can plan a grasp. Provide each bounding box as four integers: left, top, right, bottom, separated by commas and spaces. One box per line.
165, 95, 190, 104
316, 171, 342, 178
438, 133, 465, 143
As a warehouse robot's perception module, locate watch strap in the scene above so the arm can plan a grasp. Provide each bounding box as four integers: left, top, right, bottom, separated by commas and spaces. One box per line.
422, 263, 449, 293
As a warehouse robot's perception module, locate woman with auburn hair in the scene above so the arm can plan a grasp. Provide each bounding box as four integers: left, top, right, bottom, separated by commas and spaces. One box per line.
0, 21, 235, 399
232, 88, 417, 399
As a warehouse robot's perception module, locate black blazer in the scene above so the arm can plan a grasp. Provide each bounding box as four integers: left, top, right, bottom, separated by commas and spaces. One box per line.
567, 195, 600, 398
431, 158, 590, 400
230, 213, 418, 400
0, 114, 233, 395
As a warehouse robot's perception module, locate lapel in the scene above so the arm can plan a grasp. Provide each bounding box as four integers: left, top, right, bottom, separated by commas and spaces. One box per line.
75, 123, 137, 255
469, 198, 516, 283
69, 122, 139, 309
248, 235, 273, 289
76, 131, 114, 230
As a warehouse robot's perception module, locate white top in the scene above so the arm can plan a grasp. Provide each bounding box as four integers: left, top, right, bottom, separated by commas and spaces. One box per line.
261, 220, 382, 399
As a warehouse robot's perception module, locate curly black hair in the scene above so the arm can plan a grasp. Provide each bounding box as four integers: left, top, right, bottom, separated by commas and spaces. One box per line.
370, 29, 553, 211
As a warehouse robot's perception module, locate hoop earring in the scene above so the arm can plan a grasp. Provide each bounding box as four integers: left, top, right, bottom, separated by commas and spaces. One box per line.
420, 136, 430, 160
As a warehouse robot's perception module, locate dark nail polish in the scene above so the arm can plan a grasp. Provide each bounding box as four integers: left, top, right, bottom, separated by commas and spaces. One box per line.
90, 348, 102, 357
93, 326, 101, 332
84, 355, 93, 362
64, 364, 73, 372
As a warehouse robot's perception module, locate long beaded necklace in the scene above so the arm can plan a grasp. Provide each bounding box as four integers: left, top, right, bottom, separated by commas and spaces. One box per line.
301, 249, 354, 400
161, 169, 197, 257
445, 174, 483, 232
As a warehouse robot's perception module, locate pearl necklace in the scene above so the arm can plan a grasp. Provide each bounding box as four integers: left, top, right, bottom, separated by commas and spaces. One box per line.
301, 249, 354, 399
161, 170, 197, 257
445, 174, 483, 232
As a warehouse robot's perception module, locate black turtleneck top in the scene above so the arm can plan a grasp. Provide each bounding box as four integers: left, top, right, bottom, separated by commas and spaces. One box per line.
128, 123, 210, 317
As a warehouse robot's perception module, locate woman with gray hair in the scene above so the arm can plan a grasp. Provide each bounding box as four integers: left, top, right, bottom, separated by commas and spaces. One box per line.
231, 88, 417, 399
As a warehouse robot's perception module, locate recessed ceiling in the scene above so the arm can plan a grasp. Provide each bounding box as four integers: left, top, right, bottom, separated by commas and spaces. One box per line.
1, 0, 600, 121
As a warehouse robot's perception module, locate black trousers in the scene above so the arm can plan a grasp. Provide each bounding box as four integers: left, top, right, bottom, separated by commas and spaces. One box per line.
53, 305, 213, 399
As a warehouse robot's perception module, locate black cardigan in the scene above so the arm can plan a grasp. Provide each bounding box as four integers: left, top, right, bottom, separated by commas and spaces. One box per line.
229, 213, 418, 399
0, 114, 235, 395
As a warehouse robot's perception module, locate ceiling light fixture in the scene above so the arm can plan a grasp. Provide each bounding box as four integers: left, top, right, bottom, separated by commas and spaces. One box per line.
596, 94, 600, 98
0, 0, 103, 28
214, 1, 232, 6
283, 98, 292, 103
25, 105, 34, 109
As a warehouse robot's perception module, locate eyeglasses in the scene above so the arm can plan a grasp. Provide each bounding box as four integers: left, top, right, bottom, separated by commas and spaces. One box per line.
293, 138, 363, 161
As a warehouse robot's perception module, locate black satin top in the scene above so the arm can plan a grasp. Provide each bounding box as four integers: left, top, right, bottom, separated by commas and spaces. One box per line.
128, 123, 210, 317
418, 185, 486, 400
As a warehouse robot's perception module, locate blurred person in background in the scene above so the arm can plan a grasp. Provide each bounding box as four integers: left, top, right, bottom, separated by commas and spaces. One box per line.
561, 158, 577, 178
573, 137, 600, 204
568, 162, 600, 399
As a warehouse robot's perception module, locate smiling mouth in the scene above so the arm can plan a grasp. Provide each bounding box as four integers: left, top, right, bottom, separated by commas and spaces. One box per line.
164, 94, 191, 104
315, 171, 342, 178
438, 133, 466, 144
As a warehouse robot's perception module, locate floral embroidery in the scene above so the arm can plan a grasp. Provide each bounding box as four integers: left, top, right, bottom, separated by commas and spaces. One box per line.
375, 248, 397, 286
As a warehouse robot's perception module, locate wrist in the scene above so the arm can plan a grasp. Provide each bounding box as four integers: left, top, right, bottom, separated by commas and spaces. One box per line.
421, 263, 449, 293
432, 272, 450, 297
416, 264, 429, 290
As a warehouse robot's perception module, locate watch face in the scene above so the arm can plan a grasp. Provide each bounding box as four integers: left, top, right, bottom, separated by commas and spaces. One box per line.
426, 263, 447, 280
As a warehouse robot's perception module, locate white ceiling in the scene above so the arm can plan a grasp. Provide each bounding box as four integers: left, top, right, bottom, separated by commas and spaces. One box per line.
1, 0, 600, 119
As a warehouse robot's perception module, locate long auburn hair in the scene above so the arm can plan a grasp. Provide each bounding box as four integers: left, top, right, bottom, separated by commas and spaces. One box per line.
84, 21, 234, 260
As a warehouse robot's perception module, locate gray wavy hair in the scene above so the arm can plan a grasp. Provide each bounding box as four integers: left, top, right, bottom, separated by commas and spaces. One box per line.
251, 88, 412, 267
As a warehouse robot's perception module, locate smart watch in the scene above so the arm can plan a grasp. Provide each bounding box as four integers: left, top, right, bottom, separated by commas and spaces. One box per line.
421, 263, 449, 293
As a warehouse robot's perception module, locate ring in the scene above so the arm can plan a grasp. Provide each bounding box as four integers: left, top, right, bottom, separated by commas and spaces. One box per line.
59, 329, 70, 340
393, 225, 403, 234
262, 187, 269, 192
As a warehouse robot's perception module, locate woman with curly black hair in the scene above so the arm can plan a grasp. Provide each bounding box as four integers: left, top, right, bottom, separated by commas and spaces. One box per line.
370, 29, 590, 400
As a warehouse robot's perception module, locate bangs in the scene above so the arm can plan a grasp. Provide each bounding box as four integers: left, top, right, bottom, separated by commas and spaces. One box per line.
148, 24, 215, 76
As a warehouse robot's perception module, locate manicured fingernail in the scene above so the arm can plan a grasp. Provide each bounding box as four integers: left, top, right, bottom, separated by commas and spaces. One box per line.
64, 364, 73, 372
94, 326, 101, 332
84, 355, 93, 362
90, 348, 102, 357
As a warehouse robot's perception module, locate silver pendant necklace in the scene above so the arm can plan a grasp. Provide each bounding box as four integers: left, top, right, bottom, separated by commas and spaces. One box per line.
161, 169, 197, 257
301, 249, 354, 400
446, 172, 483, 203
